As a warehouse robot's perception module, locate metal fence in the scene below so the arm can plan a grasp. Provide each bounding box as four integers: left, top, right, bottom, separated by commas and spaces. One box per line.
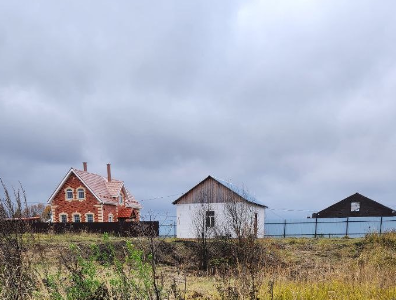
159, 221, 177, 237
157, 217, 396, 238
264, 217, 396, 238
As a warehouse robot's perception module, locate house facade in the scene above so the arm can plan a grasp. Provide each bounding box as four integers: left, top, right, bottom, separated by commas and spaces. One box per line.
48, 163, 141, 223
173, 176, 267, 238
312, 193, 396, 218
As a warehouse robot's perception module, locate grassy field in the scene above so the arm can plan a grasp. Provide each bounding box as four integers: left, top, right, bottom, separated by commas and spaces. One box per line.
2, 231, 396, 299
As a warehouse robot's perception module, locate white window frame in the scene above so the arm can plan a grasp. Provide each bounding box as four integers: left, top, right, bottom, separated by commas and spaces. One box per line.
59, 213, 68, 223
85, 213, 94, 223
205, 210, 215, 228
119, 194, 123, 205
108, 214, 113, 222
65, 188, 74, 201
77, 188, 85, 200
73, 213, 81, 223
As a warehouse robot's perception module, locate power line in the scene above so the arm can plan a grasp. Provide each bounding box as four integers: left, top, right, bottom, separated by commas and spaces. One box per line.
138, 193, 184, 202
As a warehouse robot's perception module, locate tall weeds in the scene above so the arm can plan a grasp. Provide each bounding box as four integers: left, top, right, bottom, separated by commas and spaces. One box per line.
0, 179, 38, 299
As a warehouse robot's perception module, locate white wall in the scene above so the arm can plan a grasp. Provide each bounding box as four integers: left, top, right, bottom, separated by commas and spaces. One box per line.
175, 203, 265, 238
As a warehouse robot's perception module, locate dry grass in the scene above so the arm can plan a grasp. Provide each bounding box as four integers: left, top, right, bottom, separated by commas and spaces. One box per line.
2, 231, 396, 299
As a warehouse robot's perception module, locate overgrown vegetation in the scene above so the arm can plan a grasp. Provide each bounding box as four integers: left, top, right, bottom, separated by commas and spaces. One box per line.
1, 181, 396, 299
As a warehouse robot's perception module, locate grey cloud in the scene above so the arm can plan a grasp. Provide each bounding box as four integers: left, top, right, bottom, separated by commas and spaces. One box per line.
1, 0, 396, 217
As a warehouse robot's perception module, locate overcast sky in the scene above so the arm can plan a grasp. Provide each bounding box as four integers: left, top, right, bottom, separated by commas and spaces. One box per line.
1, 0, 396, 219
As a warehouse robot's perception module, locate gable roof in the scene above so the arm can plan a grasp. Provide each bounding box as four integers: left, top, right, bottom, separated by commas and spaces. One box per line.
172, 175, 267, 208
47, 168, 141, 209
313, 192, 395, 217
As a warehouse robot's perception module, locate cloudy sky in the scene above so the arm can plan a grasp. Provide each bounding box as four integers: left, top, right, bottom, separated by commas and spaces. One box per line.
1, 0, 396, 219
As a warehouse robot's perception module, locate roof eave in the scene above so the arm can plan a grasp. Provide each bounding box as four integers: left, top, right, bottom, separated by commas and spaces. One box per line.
47, 168, 74, 204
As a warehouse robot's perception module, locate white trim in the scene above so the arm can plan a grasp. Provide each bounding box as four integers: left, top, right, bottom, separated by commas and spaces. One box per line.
47, 168, 103, 204
108, 213, 114, 222
77, 187, 86, 201
59, 212, 68, 223
85, 212, 94, 222
65, 187, 74, 201
72, 212, 82, 223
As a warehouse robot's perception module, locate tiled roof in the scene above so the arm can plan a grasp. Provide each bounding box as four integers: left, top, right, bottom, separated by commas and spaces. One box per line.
118, 207, 133, 218
73, 168, 141, 209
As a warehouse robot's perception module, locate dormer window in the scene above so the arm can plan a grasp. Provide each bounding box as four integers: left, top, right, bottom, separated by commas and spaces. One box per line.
119, 194, 123, 205
66, 188, 73, 200
78, 188, 85, 200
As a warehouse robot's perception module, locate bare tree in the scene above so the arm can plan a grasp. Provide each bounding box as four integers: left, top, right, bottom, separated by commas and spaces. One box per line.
192, 190, 216, 271
220, 188, 264, 299
223, 191, 259, 241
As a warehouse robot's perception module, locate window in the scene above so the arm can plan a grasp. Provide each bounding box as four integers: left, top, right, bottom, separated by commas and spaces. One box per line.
78, 188, 85, 200
66, 188, 73, 200
73, 214, 81, 223
86, 214, 94, 223
119, 194, 123, 205
60, 214, 67, 223
205, 211, 215, 228
108, 214, 113, 222
351, 202, 360, 212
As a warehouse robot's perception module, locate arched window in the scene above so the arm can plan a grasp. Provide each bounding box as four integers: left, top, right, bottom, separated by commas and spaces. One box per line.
108, 214, 113, 222
119, 194, 123, 205
66, 188, 73, 200
77, 188, 85, 200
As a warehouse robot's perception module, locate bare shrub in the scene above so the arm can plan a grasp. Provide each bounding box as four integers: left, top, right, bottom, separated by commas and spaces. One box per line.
0, 179, 38, 299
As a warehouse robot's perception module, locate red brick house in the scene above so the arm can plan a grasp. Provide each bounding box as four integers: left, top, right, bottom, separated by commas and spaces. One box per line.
47, 163, 142, 223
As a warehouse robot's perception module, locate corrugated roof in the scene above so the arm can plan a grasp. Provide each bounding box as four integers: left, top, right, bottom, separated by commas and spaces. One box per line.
213, 176, 265, 207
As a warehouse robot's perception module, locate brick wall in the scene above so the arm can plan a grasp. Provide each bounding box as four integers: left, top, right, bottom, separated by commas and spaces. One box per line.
103, 204, 118, 222
51, 173, 102, 222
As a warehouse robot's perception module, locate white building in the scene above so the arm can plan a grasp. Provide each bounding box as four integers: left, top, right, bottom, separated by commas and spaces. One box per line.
173, 176, 267, 238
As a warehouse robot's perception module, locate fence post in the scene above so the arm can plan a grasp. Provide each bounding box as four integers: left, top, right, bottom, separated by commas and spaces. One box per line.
379, 217, 383, 235
283, 219, 286, 238
314, 218, 318, 238
345, 217, 349, 237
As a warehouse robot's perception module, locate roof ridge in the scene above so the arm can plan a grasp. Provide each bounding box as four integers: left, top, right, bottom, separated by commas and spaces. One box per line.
74, 168, 123, 182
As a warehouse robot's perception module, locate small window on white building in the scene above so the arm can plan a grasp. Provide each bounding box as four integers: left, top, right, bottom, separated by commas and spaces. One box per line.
66, 188, 73, 200
205, 211, 215, 228
78, 188, 85, 200
86, 214, 94, 223
73, 214, 81, 223
351, 202, 360, 212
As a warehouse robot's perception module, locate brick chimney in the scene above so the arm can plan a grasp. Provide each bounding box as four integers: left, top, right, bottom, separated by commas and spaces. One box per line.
83, 162, 87, 172
107, 163, 111, 182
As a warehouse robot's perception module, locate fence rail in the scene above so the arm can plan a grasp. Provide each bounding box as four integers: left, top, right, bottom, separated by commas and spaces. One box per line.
264, 217, 396, 238
157, 217, 396, 238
